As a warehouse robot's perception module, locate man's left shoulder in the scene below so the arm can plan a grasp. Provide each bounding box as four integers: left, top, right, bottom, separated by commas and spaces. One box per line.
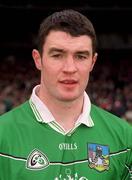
91, 104, 132, 131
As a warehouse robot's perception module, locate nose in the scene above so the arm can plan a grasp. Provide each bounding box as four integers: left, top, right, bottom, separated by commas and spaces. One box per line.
62, 56, 77, 73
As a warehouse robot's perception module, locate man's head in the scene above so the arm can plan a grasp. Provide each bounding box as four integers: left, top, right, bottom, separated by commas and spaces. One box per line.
32, 9, 97, 103
37, 9, 97, 56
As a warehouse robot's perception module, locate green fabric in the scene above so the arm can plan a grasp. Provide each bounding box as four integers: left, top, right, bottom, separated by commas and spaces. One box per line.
0, 101, 132, 180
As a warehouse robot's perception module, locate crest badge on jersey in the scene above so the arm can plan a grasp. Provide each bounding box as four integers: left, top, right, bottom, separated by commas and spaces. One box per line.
26, 149, 49, 170
88, 143, 109, 172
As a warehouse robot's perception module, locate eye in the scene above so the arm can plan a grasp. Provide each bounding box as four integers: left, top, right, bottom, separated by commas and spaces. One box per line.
76, 54, 87, 60
51, 54, 63, 59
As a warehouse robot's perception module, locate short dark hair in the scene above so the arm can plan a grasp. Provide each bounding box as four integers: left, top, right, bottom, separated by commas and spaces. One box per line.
37, 9, 97, 55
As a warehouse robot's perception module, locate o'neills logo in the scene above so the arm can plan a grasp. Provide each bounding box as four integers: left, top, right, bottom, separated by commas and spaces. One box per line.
59, 143, 78, 150
26, 149, 49, 170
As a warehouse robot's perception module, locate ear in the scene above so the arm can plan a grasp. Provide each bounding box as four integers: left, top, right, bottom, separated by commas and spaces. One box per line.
32, 49, 42, 70
90, 52, 98, 72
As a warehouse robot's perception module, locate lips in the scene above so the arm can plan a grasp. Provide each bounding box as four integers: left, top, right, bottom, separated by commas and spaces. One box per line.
59, 79, 78, 84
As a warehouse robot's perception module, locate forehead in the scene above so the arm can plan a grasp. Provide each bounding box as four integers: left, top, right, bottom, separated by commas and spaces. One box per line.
44, 30, 93, 52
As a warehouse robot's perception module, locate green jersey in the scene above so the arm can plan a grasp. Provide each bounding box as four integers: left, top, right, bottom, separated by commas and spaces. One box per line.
0, 101, 132, 180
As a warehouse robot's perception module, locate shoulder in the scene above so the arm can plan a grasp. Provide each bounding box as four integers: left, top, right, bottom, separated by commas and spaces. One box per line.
91, 104, 132, 133
0, 101, 31, 125
91, 104, 132, 150
0, 101, 35, 140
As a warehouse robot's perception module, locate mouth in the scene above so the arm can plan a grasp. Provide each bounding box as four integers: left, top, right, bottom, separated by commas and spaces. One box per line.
59, 79, 78, 85
59, 79, 79, 89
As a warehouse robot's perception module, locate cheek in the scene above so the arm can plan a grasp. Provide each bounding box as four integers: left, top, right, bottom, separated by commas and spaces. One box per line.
79, 67, 91, 85
83, 72, 90, 83
41, 65, 58, 83
80, 65, 91, 76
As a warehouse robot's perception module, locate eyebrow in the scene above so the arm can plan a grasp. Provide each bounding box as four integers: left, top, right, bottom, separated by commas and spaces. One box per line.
76, 51, 90, 56
48, 48, 90, 56
48, 48, 65, 54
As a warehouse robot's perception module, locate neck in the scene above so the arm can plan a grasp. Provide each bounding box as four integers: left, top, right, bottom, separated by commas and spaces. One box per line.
38, 88, 84, 131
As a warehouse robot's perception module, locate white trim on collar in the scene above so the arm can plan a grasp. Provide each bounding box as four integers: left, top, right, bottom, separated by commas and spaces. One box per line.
29, 85, 94, 134
30, 85, 55, 123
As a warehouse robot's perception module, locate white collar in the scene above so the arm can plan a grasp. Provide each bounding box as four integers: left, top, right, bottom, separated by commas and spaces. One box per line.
29, 85, 94, 134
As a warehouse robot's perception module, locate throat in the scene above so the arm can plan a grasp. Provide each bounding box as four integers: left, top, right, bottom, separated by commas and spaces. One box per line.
56, 116, 79, 132
52, 103, 83, 131
38, 86, 84, 131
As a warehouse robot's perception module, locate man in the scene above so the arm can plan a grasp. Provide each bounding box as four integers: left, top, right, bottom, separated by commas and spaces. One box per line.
0, 9, 132, 180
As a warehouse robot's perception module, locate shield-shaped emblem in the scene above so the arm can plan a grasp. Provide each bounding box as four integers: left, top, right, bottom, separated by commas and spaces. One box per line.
26, 149, 49, 170
88, 143, 109, 172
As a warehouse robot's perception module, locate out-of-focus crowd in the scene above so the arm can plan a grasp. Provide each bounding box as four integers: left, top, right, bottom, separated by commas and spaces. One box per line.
0, 54, 132, 124
0, 55, 39, 115
88, 57, 132, 123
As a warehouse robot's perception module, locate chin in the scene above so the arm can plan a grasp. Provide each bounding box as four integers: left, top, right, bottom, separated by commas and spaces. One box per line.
58, 93, 82, 102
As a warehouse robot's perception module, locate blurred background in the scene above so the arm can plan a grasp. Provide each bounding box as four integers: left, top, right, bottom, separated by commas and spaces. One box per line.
0, 0, 132, 123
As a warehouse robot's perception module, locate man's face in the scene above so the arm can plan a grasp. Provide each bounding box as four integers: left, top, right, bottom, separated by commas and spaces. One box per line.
33, 30, 97, 102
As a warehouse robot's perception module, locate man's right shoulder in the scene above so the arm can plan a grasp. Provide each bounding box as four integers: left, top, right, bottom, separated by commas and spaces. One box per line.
0, 100, 36, 142
0, 101, 30, 125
